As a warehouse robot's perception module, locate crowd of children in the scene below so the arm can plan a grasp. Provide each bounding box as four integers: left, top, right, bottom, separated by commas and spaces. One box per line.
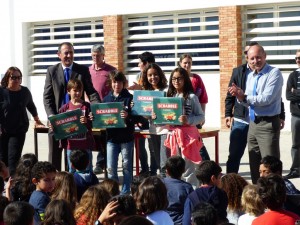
0, 61, 299, 225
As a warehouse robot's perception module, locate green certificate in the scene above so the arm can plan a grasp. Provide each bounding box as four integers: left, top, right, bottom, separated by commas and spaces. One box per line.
132, 90, 165, 116
91, 102, 126, 129
153, 97, 183, 125
48, 109, 87, 140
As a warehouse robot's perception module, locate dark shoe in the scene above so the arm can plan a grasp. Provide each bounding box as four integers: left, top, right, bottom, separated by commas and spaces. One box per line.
93, 166, 103, 175
284, 171, 300, 179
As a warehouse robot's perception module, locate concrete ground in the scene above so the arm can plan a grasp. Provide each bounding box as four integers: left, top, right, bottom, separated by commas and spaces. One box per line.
23, 122, 300, 189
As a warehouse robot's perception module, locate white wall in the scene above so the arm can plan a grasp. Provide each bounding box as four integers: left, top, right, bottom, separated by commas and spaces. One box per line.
0, 0, 298, 129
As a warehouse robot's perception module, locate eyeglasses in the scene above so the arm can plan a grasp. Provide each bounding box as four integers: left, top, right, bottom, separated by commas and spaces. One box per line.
10, 76, 22, 80
171, 77, 183, 82
295, 57, 300, 60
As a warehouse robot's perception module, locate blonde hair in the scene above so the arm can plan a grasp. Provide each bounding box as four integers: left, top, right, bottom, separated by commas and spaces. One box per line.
51, 171, 77, 212
74, 186, 110, 225
241, 185, 265, 216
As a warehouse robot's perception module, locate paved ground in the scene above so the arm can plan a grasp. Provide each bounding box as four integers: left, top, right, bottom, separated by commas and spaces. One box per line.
23, 122, 300, 189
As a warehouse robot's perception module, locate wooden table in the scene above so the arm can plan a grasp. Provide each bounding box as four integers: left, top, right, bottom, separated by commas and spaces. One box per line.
34, 127, 219, 176
134, 128, 220, 175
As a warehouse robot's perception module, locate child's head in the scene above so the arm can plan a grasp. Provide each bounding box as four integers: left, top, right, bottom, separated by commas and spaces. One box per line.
219, 173, 248, 211
166, 156, 185, 179
31, 161, 56, 193
109, 70, 127, 94
3, 201, 35, 225
74, 186, 111, 225
51, 171, 77, 211
259, 155, 282, 177
67, 79, 83, 100
257, 174, 286, 210
241, 184, 264, 216
195, 160, 222, 185
141, 63, 167, 90
42, 199, 76, 225
191, 202, 217, 225
98, 178, 120, 197
0, 160, 9, 180
70, 149, 89, 171
136, 176, 168, 215
119, 215, 154, 225
0, 196, 9, 222
167, 67, 194, 99
130, 175, 146, 197
109, 194, 137, 224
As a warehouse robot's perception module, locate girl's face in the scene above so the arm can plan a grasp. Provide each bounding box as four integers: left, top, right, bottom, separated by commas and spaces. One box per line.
147, 68, 160, 89
180, 57, 192, 74
171, 71, 184, 93
138, 59, 147, 72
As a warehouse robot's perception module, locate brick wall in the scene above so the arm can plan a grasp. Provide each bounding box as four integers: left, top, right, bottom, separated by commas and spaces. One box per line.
103, 15, 124, 71
219, 6, 242, 129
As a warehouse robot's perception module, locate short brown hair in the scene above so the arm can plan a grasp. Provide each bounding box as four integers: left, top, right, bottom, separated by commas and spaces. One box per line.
67, 79, 83, 92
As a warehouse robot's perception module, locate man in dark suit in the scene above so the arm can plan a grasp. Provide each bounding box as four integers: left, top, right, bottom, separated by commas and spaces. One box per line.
43, 42, 100, 171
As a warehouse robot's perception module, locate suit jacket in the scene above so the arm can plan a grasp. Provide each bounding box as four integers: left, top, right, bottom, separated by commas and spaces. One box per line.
43, 62, 100, 117
225, 64, 248, 120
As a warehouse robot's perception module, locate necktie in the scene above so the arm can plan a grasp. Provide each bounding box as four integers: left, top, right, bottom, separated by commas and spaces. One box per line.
297, 71, 300, 106
64, 68, 70, 104
249, 74, 262, 121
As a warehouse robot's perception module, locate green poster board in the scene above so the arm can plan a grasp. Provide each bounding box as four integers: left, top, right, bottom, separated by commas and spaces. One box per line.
132, 90, 165, 116
91, 102, 126, 129
48, 109, 87, 140
153, 97, 183, 125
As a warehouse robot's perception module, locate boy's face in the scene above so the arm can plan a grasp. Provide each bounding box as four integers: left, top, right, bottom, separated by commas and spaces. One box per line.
259, 164, 271, 177
68, 87, 83, 101
112, 80, 124, 94
35, 172, 56, 193
212, 173, 222, 187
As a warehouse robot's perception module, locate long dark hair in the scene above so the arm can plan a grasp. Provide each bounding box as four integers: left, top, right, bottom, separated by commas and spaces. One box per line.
141, 63, 167, 90
167, 67, 194, 99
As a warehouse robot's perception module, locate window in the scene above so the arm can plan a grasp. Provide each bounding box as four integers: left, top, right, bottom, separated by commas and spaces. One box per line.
123, 10, 219, 75
244, 4, 300, 71
30, 18, 103, 75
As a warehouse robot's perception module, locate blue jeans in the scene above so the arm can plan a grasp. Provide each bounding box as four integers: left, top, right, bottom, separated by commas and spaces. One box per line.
107, 141, 133, 194
67, 149, 93, 173
226, 120, 249, 173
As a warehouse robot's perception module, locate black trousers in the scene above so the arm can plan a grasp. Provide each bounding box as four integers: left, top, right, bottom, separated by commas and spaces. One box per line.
48, 132, 63, 171
0, 132, 26, 176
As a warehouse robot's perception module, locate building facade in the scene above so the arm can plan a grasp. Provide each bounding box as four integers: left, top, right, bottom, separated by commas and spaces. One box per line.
1, 0, 300, 130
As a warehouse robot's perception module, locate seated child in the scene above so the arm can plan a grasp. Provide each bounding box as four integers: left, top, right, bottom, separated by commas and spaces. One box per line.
163, 156, 194, 224
191, 202, 218, 225
4, 200, 35, 225
238, 184, 265, 225
183, 160, 228, 225
103, 71, 135, 194
98, 178, 120, 197
252, 174, 300, 225
70, 149, 98, 200
29, 161, 56, 225
0, 196, 9, 225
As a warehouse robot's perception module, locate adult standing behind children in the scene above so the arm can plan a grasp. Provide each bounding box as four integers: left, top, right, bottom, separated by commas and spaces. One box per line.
89, 44, 116, 175
0, 67, 44, 176
285, 49, 300, 179
43, 42, 100, 171
228, 44, 283, 184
